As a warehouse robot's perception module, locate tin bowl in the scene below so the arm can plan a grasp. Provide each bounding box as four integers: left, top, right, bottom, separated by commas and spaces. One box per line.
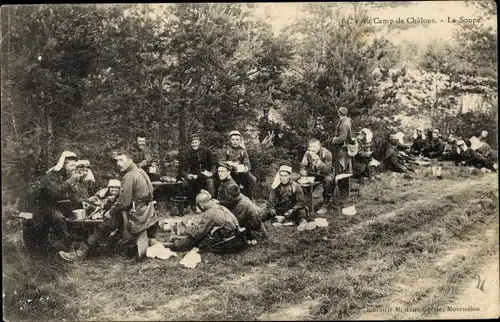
72, 209, 86, 221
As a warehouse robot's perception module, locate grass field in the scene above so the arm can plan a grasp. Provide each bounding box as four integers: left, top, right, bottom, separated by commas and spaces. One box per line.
3, 162, 499, 321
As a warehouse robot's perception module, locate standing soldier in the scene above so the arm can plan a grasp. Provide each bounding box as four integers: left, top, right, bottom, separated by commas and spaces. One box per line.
178, 133, 218, 213
221, 130, 258, 200
331, 107, 353, 175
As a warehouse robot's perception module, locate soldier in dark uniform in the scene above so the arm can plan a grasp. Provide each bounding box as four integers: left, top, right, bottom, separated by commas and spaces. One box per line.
178, 134, 218, 212
263, 165, 309, 226
40, 151, 84, 251
216, 162, 238, 208
226, 184, 266, 243
131, 132, 153, 173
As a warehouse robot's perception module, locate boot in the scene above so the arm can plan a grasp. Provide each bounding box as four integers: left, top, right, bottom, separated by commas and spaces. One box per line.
59, 244, 89, 262
317, 196, 330, 215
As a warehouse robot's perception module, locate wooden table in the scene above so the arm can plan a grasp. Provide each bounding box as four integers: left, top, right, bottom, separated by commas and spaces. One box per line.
299, 181, 322, 214
335, 173, 353, 202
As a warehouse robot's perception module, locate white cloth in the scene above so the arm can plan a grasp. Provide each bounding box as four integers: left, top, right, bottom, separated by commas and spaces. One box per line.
342, 206, 357, 216
46, 151, 77, 173
84, 169, 95, 182
470, 136, 485, 151
180, 248, 201, 268
360, 128, 373, 143
271, 166, 292, 189
146, 243, 177, 260
107, 179, 121, 188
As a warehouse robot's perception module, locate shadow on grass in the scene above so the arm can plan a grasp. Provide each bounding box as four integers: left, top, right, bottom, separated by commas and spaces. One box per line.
2, 231, 79, 321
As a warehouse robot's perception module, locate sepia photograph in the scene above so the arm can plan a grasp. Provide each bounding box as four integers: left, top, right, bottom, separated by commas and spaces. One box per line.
1, 1, 498, 321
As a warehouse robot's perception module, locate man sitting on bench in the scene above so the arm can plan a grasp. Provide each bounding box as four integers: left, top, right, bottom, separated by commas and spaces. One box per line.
299, 139, 334, 215
221, 130, 257, 200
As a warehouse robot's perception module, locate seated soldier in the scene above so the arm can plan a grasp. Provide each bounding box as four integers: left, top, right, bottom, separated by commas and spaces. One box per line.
455, 140, 497, 171
179, 134, 218, 213
221, 130, 257, 200
40, 151, 86, 251
299, 139, 334, 215
410, 127, 427, 156
84, 179, 122, 213
373, 134, 415, 174
165, 190, 247, 254
439, 134, 460, 161
263, 165, 309, 227
353, 128, 375, 183
422, 129, 445, 159
216, 162, 238, 208
470, 136, 492, 159
59, 149, 160, 261
226, 184, 267, 244
71, 160, 95, 210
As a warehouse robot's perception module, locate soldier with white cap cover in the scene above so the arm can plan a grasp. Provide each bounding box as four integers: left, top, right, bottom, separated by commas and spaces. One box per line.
262, 165, 309, 227
221, 130, 258, 200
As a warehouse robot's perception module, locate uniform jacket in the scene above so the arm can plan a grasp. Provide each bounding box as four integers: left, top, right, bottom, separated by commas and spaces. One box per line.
179, 146, 218, 179
185, 204, 240, 241
217, 176, 237, 208
411, 136, 427, 154
266, 180, 305, 213
427, 138, 445, 157
223, 145, 252, 170
131, 143, 153, 170
108, 163, 158, 234
299, 147, 333, 176
232, 194, 266, 240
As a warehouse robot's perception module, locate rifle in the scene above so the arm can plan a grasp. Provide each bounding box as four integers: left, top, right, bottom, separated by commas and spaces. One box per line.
199, 227, 247, 253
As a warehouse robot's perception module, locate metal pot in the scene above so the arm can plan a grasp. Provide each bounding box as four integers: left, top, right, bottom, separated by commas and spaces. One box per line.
72, 209, 86, 221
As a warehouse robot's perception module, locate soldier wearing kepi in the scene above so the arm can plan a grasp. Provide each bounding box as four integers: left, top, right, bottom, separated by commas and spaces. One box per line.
179, 133, 218, 213
131, 131, 153, 174
216, 161, 238, 208
221, 130, 257, 200
226, 184, 267, 244
263, 165, 309, 227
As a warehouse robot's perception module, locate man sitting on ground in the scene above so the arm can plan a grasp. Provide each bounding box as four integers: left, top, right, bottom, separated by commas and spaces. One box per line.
165, 190, 247, 253
221, 130, 257, 200
226, 184, 266, 244
179, 133, 218, 213
410, 127, 426, 156
422, 129, 445, 159
216, 162, 238, 208
84, 179, 121, 214
263, 165, 309, 228
352, 128, 375, 183
454, 140, 497, 171
299, 139, 334, 215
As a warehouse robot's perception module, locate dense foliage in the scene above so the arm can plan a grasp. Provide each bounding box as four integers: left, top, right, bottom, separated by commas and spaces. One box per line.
1, 3, 497, 203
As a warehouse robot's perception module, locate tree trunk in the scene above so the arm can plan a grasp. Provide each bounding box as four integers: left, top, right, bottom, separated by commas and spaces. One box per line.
178, 99, 187, 149
47, 115, 53, 164
157, 76, 164, 175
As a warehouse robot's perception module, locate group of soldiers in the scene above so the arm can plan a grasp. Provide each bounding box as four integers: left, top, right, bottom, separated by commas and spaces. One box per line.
21, 106, 497, 262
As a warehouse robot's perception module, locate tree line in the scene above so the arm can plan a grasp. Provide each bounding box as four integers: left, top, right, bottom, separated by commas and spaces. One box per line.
1, 2, 496, 202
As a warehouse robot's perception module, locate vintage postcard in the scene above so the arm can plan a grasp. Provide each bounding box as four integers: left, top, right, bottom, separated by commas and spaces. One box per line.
2, 1, 498, 321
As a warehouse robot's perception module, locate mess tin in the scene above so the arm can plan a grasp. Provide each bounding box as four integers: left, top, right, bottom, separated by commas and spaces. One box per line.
235, 164, 246, 173
72, 209, 86, 221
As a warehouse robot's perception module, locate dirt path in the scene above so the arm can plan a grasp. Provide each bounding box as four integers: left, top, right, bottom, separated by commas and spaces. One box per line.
436, 255, 499, 320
